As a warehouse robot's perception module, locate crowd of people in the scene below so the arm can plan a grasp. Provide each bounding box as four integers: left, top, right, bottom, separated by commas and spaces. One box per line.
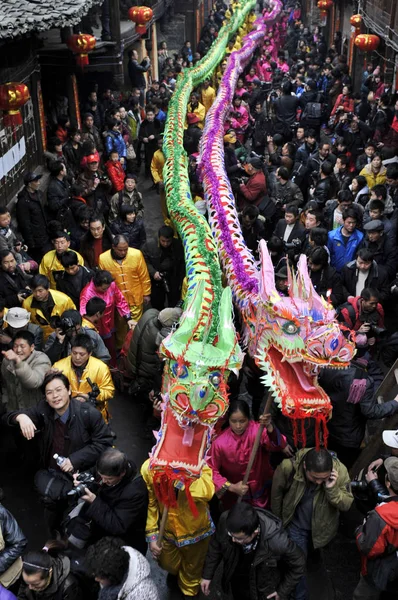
1, 0, 398, 599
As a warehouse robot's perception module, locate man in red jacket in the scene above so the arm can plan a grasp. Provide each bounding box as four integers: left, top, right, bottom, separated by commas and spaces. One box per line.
238, 157, 267, 210
354, 456, 398, 599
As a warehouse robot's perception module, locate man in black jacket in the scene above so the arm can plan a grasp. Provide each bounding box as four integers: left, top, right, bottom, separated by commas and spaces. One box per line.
68, 448, 148, 555
308, 247, 345, 308
16, 172, 49, 263
0, 490, 27, 585
138, 107, 162, 177
201, 502, 305, 600
341, 249, 390, 303
56, 252, 93, 309
361, 220, 398, 280
46, 161, 71, 226
128, 50, 150, 106
0, 250, 31, 308
274, 81, 300, 137
142, 225, 185, 310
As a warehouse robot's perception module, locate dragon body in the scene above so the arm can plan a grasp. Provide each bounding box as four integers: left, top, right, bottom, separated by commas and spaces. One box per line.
198, 3, 355, 445
147, 2, 260, 507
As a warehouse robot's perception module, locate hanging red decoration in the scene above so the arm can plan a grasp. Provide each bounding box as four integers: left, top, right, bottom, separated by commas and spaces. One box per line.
0, 82, 30, 127
317, 0, 333, 9
66, 34, 96, 68
350, 14, 362, 29
354, 34, 380, 52
319, 9, 328, 18
128, 6, 153, 35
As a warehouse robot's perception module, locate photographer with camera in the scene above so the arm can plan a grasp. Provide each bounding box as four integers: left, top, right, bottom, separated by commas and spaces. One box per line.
43, 309, 110, 365
66, 449, 148, 555
4, 373, 113, 537
338, 288, 385, 353
353, 457, 398, 599
0, 250, 31, 308
22, 275, 76, 343
53, 333, 114, 422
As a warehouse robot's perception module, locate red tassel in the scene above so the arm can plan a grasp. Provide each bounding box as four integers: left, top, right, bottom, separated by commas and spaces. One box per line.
136, 25, 147, 35
3, 110, 22, 127
76, 54, 89, 68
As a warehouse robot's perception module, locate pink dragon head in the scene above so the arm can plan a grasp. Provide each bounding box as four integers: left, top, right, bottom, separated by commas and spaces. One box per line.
249, 241, 355, 421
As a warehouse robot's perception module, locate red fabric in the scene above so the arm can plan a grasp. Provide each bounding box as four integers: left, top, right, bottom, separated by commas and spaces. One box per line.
105, 159, 125, 193
55, 126, 68, 144
93, 238, 103, 267
239, 170, 267, 206
331, 94, 355, 117
207, 421, 286, 509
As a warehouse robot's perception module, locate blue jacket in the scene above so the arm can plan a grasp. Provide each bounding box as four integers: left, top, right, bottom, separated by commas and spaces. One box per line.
327, 226, 364, 272
105, 130, 127, 159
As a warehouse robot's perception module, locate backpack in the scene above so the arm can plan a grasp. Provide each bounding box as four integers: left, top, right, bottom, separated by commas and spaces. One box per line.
301, 93, 322, 123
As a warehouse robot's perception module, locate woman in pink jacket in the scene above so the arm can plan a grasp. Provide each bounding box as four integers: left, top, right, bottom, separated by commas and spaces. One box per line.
80, 269, 134, 365
207, 399, 287, 511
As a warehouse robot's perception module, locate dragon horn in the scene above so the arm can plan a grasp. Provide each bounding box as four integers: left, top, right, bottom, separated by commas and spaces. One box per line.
216, 286, 237, 353
297, 253, 326, 311
171, 279, 205, 344
259, 240, 278, 300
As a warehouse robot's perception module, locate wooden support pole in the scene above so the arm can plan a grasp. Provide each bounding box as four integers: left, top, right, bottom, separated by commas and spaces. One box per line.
237, 392, 273, 503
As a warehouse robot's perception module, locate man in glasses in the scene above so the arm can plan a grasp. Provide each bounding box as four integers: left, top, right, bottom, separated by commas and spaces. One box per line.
200, 502, 305, 600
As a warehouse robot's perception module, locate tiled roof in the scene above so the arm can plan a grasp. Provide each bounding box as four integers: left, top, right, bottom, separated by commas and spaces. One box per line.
0, 0, 104, 40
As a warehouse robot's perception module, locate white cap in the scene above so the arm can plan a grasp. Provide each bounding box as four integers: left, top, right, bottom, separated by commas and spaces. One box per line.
382, 430, 398, 449
4, 307, 31, 328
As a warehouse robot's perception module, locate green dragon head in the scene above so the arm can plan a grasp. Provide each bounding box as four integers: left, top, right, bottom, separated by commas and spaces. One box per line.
159, 280, 244, 429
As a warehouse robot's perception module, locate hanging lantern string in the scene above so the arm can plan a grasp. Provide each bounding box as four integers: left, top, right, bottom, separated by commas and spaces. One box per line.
357, 8, 398, 53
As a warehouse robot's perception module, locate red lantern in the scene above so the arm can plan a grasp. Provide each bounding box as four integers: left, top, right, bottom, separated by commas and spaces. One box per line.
319, 9, 328, 18
350, 14, 362, 29
0, 82, 30, 127
317, 0, 333, 9
354, 34, 380, 52
67, 34, 96, 68
128, 6, 153, 35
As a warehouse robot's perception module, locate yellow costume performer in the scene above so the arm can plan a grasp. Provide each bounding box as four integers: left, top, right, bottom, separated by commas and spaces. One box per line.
141, 459, 215, 597
98, 248, 151, 348
23, 290, 75, 342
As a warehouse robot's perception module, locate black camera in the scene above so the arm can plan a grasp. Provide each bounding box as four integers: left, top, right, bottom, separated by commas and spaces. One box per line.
368, 324, 388, 338
67, 472, 96, 499
159, 272, 170, 294
18, 289, 31, 299
87, 377, 101, 408
50, 316, 77, 335
284, 238, 302, 251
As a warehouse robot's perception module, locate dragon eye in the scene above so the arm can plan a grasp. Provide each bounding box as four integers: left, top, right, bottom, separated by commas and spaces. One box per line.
282, 321, 299, 335
172, 363, 188, 378
209, 373, 221, 387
